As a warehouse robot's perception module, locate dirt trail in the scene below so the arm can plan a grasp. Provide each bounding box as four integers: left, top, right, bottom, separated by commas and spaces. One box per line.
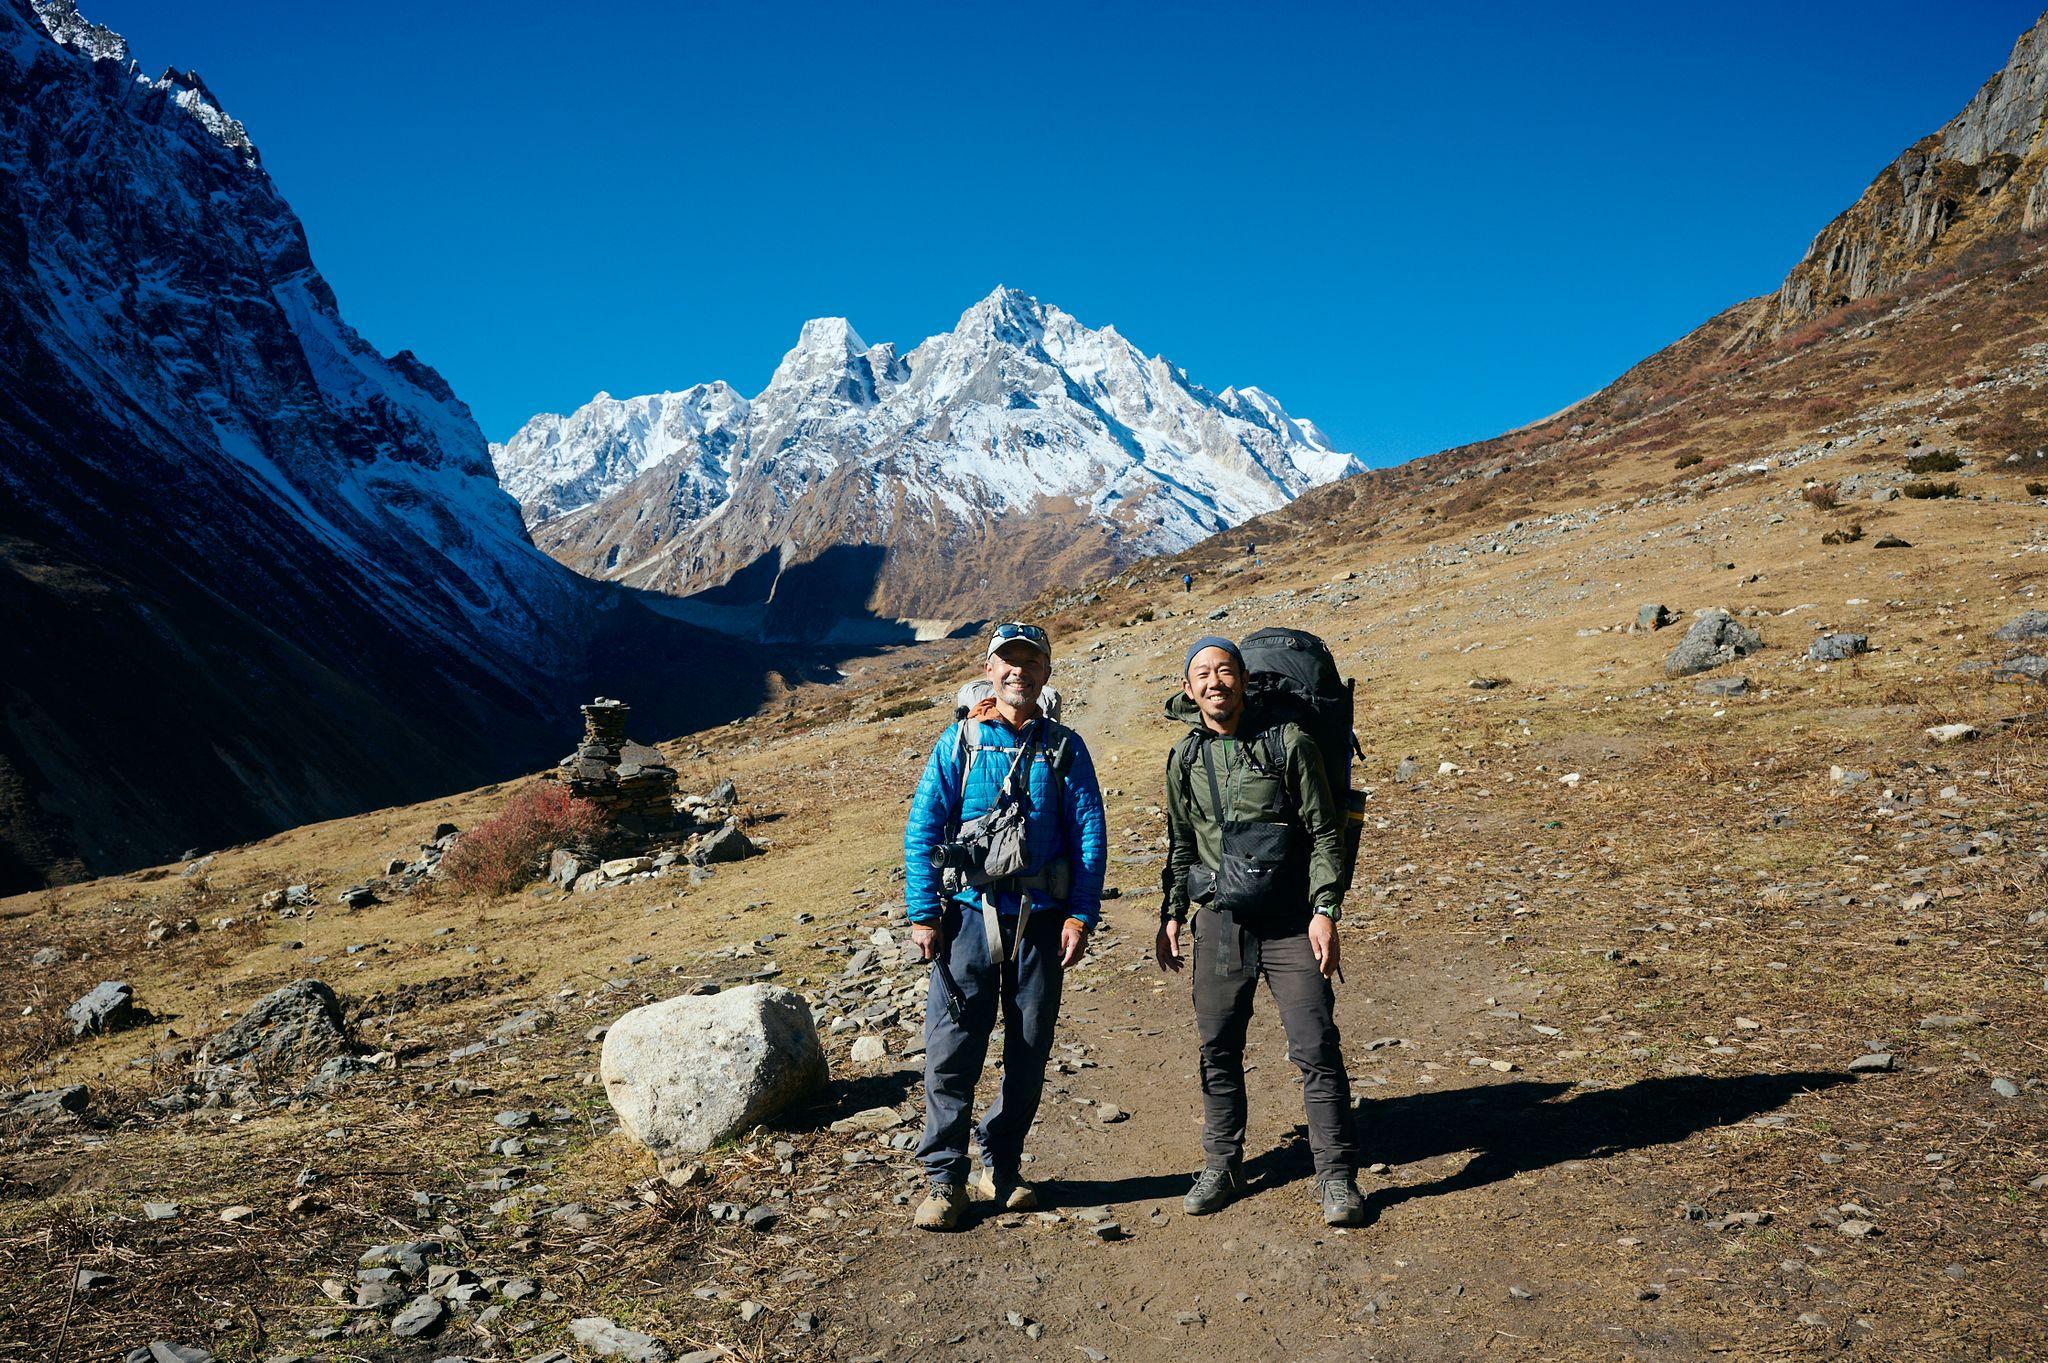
807, 902, 1839, 1363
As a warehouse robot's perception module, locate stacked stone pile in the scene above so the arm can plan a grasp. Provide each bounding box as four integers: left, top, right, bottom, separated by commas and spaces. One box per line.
550, 699, 679, 834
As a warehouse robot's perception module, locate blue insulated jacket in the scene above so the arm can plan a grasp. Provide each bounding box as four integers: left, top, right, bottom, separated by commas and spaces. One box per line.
903, 712, 1108, 928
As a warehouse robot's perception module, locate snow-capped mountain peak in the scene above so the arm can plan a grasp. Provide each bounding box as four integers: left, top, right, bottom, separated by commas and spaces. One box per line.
496, 289, 1360, 634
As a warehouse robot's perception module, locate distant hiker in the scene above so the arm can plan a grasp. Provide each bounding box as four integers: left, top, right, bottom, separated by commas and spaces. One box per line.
1155, 634, 1366, 1226
1183, 572, 1194, 594
904, 621, 1108, 1230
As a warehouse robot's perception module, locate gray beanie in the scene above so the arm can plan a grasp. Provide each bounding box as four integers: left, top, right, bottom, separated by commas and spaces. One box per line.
1183, 635, 1243, 676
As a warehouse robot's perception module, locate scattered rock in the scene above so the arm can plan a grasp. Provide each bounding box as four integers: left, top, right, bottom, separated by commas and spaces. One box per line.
1992, 611, 2048, 643
1990, 1077, 2020, 1099
829, 1106, 906, 1135
1873, 533, 1911, 549
390, 1294, 446, 1338
601, 984, 827, 1158
199, 979, 349, 1082
1664, 611, 1763, 677
694, 823, 756, 866
10, 1085, 88, 1119
75, 1268, 116, 1292
127, 1346, 212, 1363
1808, 633, 1868, 663
142, 1202, 180, 1221
1847, 1052, 1894, 1073
1925, 723, 1979, 745
1991, 654, 2047, 684
1694, 676, 1748, 698
568, 1317, 669, 1363
1637, 604, 1671, 631
67, 981, 137, 1037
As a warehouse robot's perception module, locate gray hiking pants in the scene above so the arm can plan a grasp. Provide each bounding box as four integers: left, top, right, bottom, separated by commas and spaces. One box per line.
1191, 908, 1357, 1180
915, 901, 1065, 1185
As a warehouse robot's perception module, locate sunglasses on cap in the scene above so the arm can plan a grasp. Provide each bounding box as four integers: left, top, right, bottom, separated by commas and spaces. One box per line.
992, 622, 1047, 643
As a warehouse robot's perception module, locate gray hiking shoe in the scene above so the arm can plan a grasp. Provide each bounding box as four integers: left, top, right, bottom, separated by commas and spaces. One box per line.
1183, 1166, 1240, 1216
1319, 1174, 1367, 1227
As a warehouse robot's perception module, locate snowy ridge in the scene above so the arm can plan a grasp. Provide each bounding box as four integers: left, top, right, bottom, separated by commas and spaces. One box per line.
496, 287, 1361, 616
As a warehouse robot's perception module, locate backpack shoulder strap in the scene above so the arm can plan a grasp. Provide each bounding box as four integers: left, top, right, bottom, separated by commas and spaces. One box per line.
1260, 723, 1298, 817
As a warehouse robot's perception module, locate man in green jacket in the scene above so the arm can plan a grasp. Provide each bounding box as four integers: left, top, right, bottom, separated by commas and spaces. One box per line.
1155, 635, 1366, 1226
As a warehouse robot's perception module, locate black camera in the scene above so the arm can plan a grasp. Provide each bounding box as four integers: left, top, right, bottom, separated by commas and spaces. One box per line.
928, 842, 982, 873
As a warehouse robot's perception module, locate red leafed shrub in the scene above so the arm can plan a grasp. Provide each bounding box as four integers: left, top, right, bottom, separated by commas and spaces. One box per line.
441, 785, 610, 897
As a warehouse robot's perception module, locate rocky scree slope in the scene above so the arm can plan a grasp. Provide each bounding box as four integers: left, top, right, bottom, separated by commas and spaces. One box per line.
492, 289, 1359, 637
0, 0, 760, 894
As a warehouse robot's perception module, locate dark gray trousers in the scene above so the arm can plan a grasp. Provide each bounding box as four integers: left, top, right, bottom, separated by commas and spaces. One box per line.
1191, 908, 1357, 1180
915, 902, 1065, 1185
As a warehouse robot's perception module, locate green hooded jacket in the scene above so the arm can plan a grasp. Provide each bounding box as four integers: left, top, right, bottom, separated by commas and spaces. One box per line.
1160, 692, 1343, 925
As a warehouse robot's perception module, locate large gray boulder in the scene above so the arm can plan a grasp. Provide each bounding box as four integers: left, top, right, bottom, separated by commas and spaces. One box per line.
693, 822, 756, 865
1993, 611, 2048, 643
601, 985, 826, 1159
1665, 611, 1764, 677
67, 981, 136, 1037
199, 979, 349, 1080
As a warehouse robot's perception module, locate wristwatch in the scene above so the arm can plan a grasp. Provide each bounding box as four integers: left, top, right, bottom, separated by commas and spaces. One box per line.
1313, 903, 1341, 924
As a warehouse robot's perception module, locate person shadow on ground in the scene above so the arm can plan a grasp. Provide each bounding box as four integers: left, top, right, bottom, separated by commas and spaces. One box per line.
1036, 1069, 1852, 1218
1348, 1070, 1853, 1219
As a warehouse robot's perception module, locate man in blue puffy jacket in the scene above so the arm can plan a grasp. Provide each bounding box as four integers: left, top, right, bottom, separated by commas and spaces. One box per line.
903, 621, 1108, 1230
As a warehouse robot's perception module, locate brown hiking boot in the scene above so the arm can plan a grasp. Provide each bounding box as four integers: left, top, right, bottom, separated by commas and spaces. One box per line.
913, 1181, 967, 1231
972, 1166, 1038, 1210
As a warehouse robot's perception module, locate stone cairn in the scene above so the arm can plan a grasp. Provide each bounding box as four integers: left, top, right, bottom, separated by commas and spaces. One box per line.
548, 698, 678, 835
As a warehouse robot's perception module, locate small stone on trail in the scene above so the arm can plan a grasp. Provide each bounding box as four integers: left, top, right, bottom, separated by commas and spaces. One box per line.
1837, 1220, 1877, 1238
390, 1295, 446, 1338
568, 1317, 669, 1363
142, 1202, 180, 1221
849, 1035, 887, 1064
1925, 723, 1979, 745
1990, 1078, 2020, 1099
134, 1346, 211, 1363
1847, 1052, 1893, 1073
1508, 1285, 1535, 1300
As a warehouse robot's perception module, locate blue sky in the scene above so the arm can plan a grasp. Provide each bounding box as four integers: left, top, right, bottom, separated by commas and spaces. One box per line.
88, 1, 2045, 462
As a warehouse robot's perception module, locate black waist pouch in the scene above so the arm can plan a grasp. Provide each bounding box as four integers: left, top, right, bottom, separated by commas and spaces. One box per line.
1215, 819, 1300, 913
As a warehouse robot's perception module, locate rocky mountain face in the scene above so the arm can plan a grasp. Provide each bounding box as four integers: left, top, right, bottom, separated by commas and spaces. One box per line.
493, 289, 1360, 639
1759, 14, 2048, 339
0, 0, 760, 893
